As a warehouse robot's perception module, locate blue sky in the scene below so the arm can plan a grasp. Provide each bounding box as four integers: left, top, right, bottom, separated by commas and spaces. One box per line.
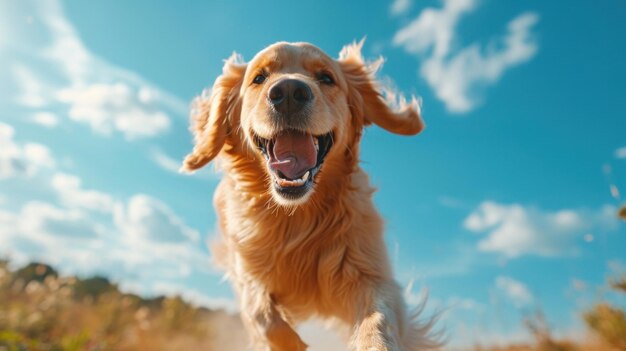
1, 0, 625, 348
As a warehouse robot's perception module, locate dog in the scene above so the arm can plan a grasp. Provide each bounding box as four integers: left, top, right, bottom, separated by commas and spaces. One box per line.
182, 41, 438, 351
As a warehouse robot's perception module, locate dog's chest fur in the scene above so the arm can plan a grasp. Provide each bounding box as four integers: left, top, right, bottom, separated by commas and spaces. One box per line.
214, 170, 391, 319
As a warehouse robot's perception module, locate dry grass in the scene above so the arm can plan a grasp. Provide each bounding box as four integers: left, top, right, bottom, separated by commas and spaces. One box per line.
2, 260, 625, 351
474, 274, 626, 351
471, 204, 626, 351
0, 260, 246, 351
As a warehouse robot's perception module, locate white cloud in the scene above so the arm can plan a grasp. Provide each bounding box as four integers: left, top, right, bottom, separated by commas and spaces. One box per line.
495, 276, 533, 308
13, 63, 49, 108
0, 16, 5, 49
102, 194, 211, 282
427, 294, 482, 314
0, 188, 215, 306
19, 201, 105, 239
464, 201, 618, 258
394, 0, 476, 58
151, 149, 184, 174
57, 83, 170, 139
22, 143, 55, 168
51, 172, 115, 212
390, 0, 412, 16
615, 146, 626, 159
447, 296, 482, 311
607, 259, 625, 274
3, 0, 185, 139
393, 0, 539, 113
32, 111, 59, 127
41, 1, 92, 86
437, 195, 464, 209
0, 122, 55, 179
0, 202, 106, 265
114, 194, 200, 244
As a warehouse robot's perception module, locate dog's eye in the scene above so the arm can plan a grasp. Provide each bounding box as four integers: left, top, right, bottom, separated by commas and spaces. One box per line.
253, 74, 266, 84
318, 72, 335, 85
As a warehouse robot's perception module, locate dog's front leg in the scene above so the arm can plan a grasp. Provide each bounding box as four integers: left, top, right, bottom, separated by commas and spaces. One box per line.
350, 286, 405, 351
240, 284, 307, 351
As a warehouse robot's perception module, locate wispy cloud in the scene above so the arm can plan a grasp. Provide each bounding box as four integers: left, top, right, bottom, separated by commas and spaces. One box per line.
615, 146, 626, 159
13, 201, 106, 240
390, 0, 412, 16
57, 84, 171, 139
464, 201, 618, 258
1, 0, 186, 139
0, 122, 55, 179
0, 186, 217, 304
393, 0, 539, 113
12, 63, 48, 108
437, 195, 465, 209
151, 149, 184, 174
31, 112, 59, 128
51, 172, 115, 213
0, 200, 108, 269
495, 276, 533, 308
114, 194, 201, 244
448, 296, 482, 311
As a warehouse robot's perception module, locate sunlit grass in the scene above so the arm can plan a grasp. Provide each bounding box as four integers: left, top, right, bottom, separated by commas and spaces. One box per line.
0, 260, 239, 351
473, 272, 626, 351
1, 259, 625, 350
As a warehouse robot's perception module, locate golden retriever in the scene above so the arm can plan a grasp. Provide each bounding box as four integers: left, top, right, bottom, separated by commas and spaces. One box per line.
182, 41, 438, 351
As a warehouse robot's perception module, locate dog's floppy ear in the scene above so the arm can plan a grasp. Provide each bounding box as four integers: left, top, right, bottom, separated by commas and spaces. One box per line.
338, 40, 424, 136
182, 53, 247, 171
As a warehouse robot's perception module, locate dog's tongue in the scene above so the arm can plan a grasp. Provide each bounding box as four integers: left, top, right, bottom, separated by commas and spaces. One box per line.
269, 131, 317, 180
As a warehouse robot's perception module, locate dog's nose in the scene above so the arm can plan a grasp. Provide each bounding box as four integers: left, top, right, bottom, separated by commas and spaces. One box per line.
268, 79, 312, 115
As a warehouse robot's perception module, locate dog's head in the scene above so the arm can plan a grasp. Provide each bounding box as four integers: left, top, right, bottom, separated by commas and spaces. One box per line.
183, 41, 424, 206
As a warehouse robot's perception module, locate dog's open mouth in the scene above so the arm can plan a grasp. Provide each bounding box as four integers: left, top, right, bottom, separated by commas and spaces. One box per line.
255, 129, 333, 200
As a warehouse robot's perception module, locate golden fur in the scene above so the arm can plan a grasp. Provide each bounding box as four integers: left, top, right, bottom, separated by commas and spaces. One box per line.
182, 41, 438, 351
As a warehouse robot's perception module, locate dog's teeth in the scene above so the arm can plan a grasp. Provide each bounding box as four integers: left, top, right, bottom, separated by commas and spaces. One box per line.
313, 138, 319, 151
278, 178, 297, 187
275, 172, 311, 188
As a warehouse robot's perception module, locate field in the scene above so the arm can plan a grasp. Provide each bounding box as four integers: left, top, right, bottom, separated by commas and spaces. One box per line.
0, 261, 246, 351
1, 259, 625, 351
